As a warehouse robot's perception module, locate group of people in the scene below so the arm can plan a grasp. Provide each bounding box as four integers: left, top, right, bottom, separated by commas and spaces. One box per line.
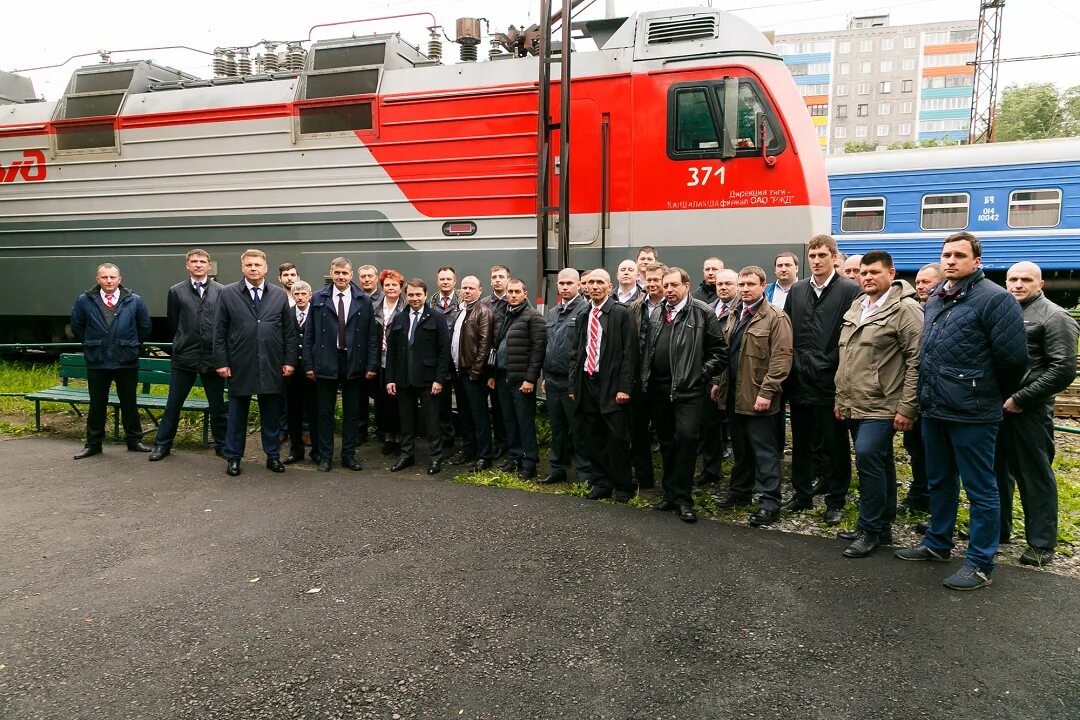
70, 231, 1078, 591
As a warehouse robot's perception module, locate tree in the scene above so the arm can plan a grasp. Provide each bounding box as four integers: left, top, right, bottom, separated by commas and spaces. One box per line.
994, 83, 1065, 141
843, 141, 876, 153
1062, 85, 1080, 136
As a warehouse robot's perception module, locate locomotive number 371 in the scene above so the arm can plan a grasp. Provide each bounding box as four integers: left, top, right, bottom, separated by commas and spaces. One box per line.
686, 166, 727, 187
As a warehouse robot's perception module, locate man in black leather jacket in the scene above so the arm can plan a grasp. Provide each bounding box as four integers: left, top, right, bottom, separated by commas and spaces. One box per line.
995, 262, 1079, 567
640, 267, 727, 523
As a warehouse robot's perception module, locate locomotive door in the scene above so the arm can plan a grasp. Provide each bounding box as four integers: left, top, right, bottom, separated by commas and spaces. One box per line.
548, 98, 603, 253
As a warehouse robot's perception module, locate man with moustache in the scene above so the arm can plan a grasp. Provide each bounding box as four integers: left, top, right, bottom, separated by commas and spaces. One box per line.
449, 275, 495, 470
150, 249, 228, 461
214, 249, 298, 476
697, 268, 739, 485
283, 280, 320, 465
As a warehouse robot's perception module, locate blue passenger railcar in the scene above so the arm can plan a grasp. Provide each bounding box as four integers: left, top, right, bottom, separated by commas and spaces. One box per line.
827, 137, 1080, 304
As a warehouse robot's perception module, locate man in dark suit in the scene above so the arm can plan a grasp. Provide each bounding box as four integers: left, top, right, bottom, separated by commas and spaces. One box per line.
569, 269, 638, 502
429, 266, 464, 458
283, 281, 319, 465
150, 249, 228, 461
71, 263, 153, 459
214, 249, 299, 476
302, 257, 379, 472
696, 268, 739, 484
386, 278, 451, 475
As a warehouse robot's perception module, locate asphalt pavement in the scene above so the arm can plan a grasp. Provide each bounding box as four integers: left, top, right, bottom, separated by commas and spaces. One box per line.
1, 436, 1078, 720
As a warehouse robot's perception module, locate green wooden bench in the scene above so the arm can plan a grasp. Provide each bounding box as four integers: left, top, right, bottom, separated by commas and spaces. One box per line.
25, 354, 214, 444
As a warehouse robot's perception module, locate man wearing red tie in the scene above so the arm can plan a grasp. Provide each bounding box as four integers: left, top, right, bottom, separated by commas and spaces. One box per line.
569, 269, 638, 502
429, 266, 464, 457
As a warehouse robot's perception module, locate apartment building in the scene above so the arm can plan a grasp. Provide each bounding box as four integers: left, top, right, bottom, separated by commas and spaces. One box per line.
774, 14, 977, 154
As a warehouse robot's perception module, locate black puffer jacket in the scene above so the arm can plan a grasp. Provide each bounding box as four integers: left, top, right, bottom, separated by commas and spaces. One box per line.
496, 302, 546, 385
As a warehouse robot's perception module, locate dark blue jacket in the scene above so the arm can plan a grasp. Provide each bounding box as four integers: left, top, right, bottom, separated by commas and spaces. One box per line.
70, 286, 152, 369
918, 270, 1028, 423
302, 283, 380, 381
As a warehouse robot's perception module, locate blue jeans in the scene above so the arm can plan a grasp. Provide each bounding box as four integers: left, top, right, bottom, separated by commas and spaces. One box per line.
921, 417, 1001, 571
496, 370, 538, 469
852, 419, 897, 534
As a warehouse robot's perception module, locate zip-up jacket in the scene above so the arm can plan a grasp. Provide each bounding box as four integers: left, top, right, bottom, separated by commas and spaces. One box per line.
640, 297, 727, 402
1011, 291, 1079, 409
71, 286, 152, 369
543, 294, 587, 391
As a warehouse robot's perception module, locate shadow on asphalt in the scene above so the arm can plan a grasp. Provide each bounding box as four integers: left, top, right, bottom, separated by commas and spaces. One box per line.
1, 437, 1078, 720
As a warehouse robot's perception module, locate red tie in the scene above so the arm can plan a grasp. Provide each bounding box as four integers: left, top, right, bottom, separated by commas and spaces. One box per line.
442, 296, 450, 309
585, 308, 601, 375
104, 293, 115, 308
665, 306, 674, 324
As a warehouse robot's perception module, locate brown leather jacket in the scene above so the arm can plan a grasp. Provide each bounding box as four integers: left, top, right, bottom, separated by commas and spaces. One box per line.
457, 300, 494, 381
716, 299, 793, 415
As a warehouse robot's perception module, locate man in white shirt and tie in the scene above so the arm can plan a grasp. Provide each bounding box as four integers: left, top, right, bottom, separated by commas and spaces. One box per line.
429, 266, 464, 457
697, 269, 739, 484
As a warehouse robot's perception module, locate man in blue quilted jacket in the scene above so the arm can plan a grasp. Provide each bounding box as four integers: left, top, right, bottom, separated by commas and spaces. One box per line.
895, 232, 1028, 591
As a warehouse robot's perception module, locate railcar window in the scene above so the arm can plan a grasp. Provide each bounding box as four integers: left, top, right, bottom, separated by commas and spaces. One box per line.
1008, 189, 1062, 228
674, 89, 719, 151
305, 69, 380, 100
312, 44, 385, 71
921, 193, 969, 231
298, 102, 373, 135
667, 78, 785, 160
64, 93, 125, 119
840, 197, 886, 233
55, 122, 117, 151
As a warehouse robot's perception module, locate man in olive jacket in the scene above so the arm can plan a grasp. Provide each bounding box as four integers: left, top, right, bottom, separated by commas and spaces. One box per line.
213, 249, 299, 477
834, 251, 923, 558
712, 266, 793, 527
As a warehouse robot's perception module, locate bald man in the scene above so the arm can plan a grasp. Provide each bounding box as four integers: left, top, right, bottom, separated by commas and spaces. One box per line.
914, 263, 943, 303
842, 254, 863, 282
994, 261, 1078, 566
614, 259, 642, 305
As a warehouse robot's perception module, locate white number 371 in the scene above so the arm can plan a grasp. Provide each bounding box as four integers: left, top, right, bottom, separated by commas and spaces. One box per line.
686, 166, 726, 187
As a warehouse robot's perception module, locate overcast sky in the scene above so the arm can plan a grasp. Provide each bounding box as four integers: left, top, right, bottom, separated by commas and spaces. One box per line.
6, 0, 1079, 101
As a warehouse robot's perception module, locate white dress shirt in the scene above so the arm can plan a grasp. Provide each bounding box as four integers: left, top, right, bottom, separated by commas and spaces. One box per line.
860, 287, 890, 322
243, 279, 265, 303
616, 286, 638, 304
451, 301, 469, 369
810, 271, 836, 299
295, 306, 308, 327
100, 289, 119, 307
771, 282, 792, 309
584, 301, 605, 373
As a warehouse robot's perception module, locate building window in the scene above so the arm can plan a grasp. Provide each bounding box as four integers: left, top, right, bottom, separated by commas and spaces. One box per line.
879, 102, 891, 115
877, 124, 890, 137
860, 61, 872, 74
880, 60, 893, 73
921, 193, 970, 231
839, 41, 851, 53
838, 62, 850, 75
901, 79, 913, 93
835, 104, 848, 118
921, 96, 972, 111
855, 124, 868, 138
808, 103, 828, 116
815, 124, 828, 138
860, 40, 873, 52
857, 104, 869, 117
788, 63, 808, 77
882, 38, 895, 51
924, 31, 949, 45
904, 36, 917, 49
1008, 189, 1062, 228
925, 52, 976, 68
902, 58, 916, 71
901, 101, 913, 114
857, 83, 871, 95
951, 29, 978, 43
836, 84, 848, 96
841, 196, 886, 232
898, 122, 912, 136
835, 126, 848, 139
880, 81, 892, 94
799, 84, 830, 96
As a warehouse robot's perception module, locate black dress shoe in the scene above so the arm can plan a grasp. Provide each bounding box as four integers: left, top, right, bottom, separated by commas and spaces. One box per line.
341, 457, 362, 471
214, 447, 226, 459
823, 508, 844, 526
318, 460, 332, 472
74, 445, 103, 460
127, 442, 152, 453
538, 473, 567, 485
840, 526, 893, 545
652, 499, 678, 512
613, 493, 633, 504
390, 457, 415, 472
472, 458, 492, 471
677, 504, 698, 523
716, 494, 752, 508
517, 466, 538, 480
499, 459, 520, 473
226, 459, 241, 476
586, 487, 613, 501
282, 452, 304, 465
266, 458, 286, 473
309, 453, 322, 464
148, 446, 170, 461
843, 530, 880, 558
427, 461, 442, 475
448, 451, 473, 466
781, 498, 813, 511
749, 506, 780, 527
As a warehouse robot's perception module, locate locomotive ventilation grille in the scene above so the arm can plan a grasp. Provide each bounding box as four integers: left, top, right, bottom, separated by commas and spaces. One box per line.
646, 15, 719, 45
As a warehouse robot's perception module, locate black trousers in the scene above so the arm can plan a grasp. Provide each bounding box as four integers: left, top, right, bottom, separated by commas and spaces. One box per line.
357, 375, 371, 444
455, 373, 491, 461
902, 418, 929, 508
154, 367, 228, 450
629, 389, 654, 488
650, 388, 702, 506
397, 384, 442, 462
285, 372, 318, 459
487, 383, 506, 449
790, 402, 851, 509
728, 410, 783, 511
699, 392, 728, 482
579, 374, 633, 498
316, 353, 363, 462
438, 371, 457, 452
546, 380, 590, 482
994, 405, 1059, 550
86, 367, 141, 447
373, 367, 400, 438
224, 393, 283, 461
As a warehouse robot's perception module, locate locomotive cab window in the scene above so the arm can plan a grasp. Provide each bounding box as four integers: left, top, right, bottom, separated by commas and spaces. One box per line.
840, 197, 886, 233
921, 193, 969, 231
667, 78, 784, 160
1008, 189, 1061, 228
298, 40, 383, 137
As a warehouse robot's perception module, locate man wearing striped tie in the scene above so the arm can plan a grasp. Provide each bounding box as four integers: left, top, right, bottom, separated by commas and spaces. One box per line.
568, 269, 638, 503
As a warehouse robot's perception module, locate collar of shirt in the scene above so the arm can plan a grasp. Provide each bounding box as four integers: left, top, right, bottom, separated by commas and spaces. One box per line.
616, 287, 637, 303
100, 289, 119, 303
809, 271, 835, 294
190, 276, 207, 288
667, 295, 689, 316
244, 279, 265, 293
861, 287, 890, 315
296, 306, 307, 320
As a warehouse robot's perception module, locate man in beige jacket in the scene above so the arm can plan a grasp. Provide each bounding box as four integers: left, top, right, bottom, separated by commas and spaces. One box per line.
834, 250, 923, 558
712, 266, 793, 527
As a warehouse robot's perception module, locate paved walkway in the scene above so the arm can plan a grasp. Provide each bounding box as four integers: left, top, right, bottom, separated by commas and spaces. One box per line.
1, 437, 1077, 720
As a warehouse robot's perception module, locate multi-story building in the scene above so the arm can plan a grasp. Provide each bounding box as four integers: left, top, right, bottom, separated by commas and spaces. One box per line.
774, 14, 977, 154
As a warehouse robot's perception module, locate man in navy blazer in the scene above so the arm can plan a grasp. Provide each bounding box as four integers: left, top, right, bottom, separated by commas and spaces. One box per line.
213, 249, 299, 476
385, 278, 451, 475
302, 257, 379, 472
